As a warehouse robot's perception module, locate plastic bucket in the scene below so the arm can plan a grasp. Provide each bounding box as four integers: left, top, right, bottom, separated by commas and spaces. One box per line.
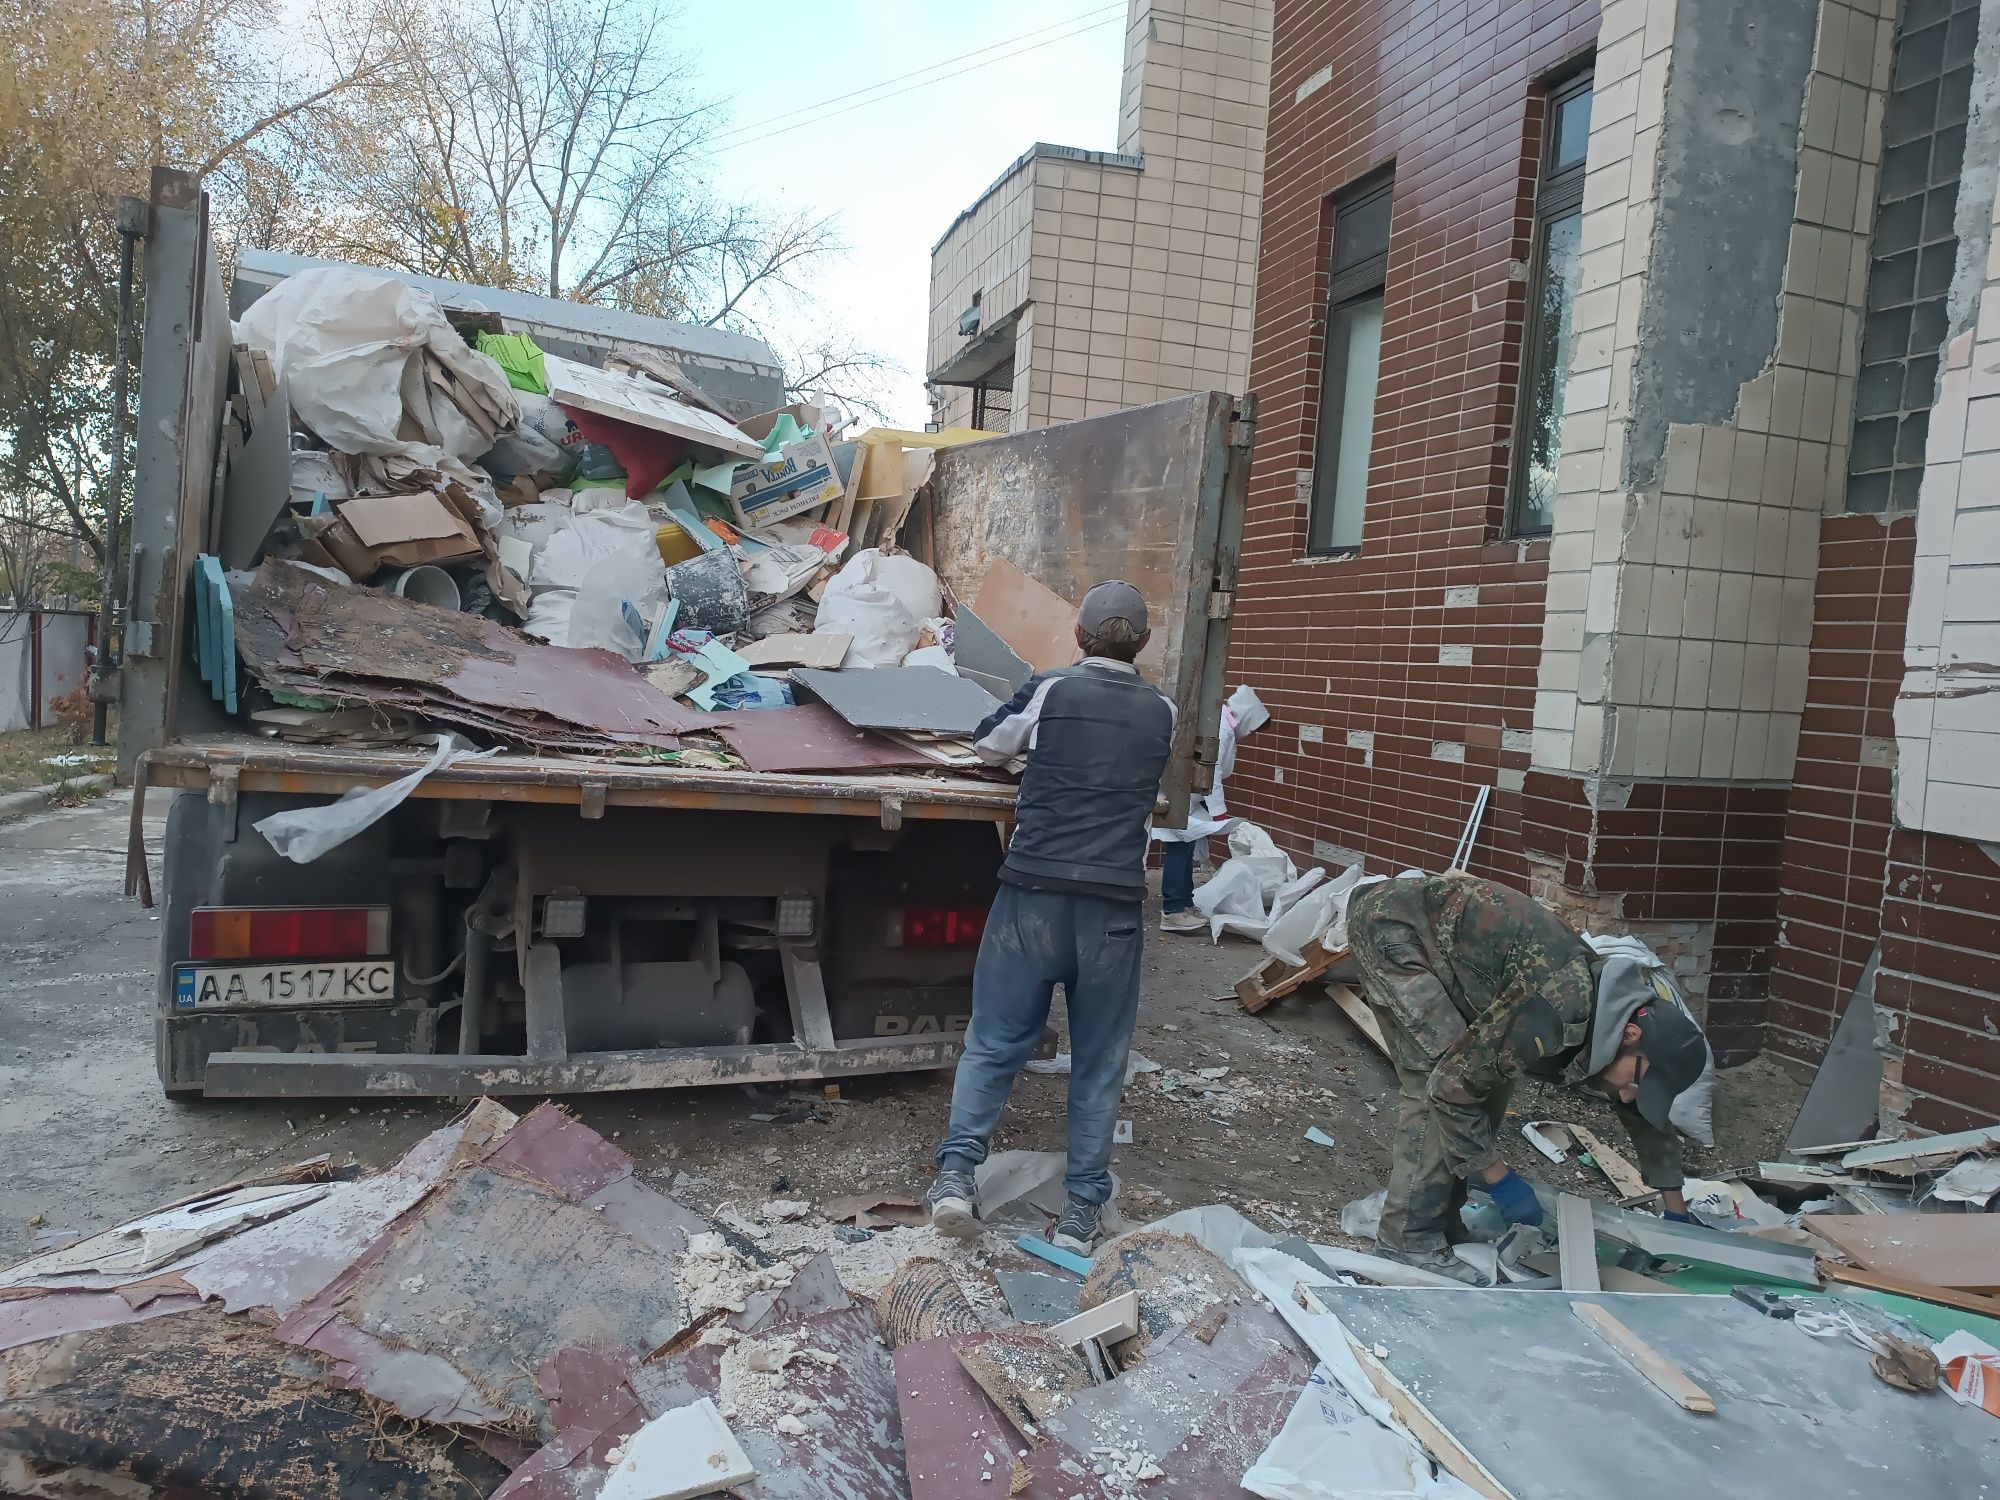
388, 565, 461, 611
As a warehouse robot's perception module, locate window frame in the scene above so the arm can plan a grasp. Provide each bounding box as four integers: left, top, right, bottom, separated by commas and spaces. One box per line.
1507, 66, 1595, 539
1306, 170, 1395, 558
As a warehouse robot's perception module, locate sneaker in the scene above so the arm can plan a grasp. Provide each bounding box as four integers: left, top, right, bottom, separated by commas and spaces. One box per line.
1050, 1197, 1102, 1255
1159, 908, 1206, 935
1372, 1241, 1494, 1287
925, 1167, 978, 1238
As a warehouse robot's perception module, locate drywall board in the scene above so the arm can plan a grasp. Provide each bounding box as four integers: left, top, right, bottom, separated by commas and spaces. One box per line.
952, 603, 1033, 695
1785, 948, 1883, 1153
1311, 1287, 2000, 1499
789, 665, 1002, 735
543, 353, 764, 459
219, 376, 293, 569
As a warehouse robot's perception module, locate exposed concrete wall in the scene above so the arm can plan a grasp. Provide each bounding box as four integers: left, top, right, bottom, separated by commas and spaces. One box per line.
1945, 2, 2000, 335
1627, 0, 1821, 489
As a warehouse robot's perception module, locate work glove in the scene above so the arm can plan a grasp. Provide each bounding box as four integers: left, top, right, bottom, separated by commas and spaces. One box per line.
1482, 1168, 1544, 1228
1663, 1209, 1694, 1223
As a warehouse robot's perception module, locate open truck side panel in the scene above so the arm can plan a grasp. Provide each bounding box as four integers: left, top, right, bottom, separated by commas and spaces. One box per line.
120, 170, 1252, 1098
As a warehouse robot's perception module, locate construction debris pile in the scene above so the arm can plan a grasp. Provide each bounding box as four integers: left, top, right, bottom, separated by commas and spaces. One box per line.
200, 264, 1052, 776
4, 1100, 1996, 1498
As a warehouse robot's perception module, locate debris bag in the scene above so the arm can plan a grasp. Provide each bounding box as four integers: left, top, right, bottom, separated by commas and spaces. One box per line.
234, 266, 517, 462
479, 423, 567, 483
254, 733, 501, 863
568, 544, 667, 660
1262, 861, 1366, 966
526, 501, 661, 646
1339, 1189, 1386, 1241
813, 548, 941, 667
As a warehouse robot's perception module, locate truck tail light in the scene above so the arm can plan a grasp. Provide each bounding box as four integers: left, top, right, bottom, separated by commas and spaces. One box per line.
891, 906, 988, 949
190, 907, 389, 961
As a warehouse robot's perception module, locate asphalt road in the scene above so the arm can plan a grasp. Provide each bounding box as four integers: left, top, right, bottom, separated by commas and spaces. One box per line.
0, 791, 1802, 1268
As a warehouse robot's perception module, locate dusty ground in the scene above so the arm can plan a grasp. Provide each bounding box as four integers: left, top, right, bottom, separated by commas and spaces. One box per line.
0, 792, 1806, 1264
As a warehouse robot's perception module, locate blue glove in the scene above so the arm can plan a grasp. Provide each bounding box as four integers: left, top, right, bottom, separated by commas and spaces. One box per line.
1484, 1168, 1544, 1227
1663, 1209, 1694, 1223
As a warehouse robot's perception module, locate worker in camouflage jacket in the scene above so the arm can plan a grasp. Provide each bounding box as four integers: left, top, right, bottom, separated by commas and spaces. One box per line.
1346, 873, 1711, 1283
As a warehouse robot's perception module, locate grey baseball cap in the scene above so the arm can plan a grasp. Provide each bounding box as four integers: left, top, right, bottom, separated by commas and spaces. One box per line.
1078, 580, 1148, 643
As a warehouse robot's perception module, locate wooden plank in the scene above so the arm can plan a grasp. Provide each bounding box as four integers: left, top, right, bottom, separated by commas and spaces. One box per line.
1567, 1124, 1649, 1200
1234, 939, 1345, 1013
1570, 1301, 1716, 1414
1323, 979, 1389, 1057
1816, 1259, 2000, 1318
1806, 1212, 2000, 1291
1557, 1194, 1601, 1292
1334, 1319, 1518, 1500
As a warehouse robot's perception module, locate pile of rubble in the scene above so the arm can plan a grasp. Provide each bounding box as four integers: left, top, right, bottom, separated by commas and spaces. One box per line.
2, 1102, 1996, 1497
203, 262, 1057, 774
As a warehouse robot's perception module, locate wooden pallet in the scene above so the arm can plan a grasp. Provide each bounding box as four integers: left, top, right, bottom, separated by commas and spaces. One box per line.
1235, 937, 1346, 1012
1234, 942, 1390, 1057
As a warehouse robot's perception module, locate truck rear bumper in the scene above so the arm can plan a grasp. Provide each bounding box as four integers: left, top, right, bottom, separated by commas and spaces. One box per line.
198, 1036, 961, 1097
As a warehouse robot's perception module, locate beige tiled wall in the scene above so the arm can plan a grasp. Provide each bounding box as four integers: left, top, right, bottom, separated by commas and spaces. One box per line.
1896, 185, 2000, 840
927, 0, 1270, 430
1534, 0, 1895, 782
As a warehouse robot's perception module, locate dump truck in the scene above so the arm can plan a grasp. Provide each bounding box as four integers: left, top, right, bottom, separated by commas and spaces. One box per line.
115, 168, 1250, 1099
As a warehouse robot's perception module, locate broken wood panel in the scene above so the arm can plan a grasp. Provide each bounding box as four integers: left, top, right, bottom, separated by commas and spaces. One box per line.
715, 701, 950, 774
0, 1307, 509, 1499
1807, 1212, 2000, 1292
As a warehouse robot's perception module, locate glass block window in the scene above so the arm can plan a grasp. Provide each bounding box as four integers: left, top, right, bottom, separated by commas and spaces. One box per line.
1848, 0, 1979, 514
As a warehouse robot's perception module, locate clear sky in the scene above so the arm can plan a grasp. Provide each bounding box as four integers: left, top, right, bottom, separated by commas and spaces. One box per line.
687, 1, 1130, 425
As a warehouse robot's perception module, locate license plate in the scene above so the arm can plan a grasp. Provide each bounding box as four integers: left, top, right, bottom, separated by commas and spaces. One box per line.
174, 961, 395, 1010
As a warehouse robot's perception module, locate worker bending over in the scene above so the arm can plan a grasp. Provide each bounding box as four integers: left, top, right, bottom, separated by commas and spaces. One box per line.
927, 581, 1175, 1253
1346, 873, 1711, 1282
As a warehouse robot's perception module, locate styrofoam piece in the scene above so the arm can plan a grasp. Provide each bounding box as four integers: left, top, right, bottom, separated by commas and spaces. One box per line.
596, 1397, 755, 1500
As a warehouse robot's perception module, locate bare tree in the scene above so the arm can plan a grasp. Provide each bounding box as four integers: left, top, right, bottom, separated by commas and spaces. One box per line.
255, 0, 842, 330
0, 0, 402, 563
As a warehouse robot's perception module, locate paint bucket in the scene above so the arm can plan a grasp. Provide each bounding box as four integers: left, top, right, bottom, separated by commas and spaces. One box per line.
388, 565, 461, 611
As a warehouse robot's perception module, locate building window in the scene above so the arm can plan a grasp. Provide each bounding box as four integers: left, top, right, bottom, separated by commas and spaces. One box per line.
1308, 173, 1393, 555
1510, 70, 1593, 536
1848, 0, 1979, 515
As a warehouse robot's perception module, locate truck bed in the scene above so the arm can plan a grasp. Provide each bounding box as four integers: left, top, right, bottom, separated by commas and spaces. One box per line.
141, 732, 1020, 824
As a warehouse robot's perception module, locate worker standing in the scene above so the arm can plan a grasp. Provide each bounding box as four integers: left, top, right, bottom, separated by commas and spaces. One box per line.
1345, 873, 1712, 1282
926, 581, 1175, 1253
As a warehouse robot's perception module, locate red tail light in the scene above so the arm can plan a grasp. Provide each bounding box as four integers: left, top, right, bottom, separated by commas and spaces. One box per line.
190, 907, 389, 961
896, 906, 988, 948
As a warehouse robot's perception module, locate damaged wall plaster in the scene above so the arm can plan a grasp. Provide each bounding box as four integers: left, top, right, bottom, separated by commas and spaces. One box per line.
1627, 0, 1822, 490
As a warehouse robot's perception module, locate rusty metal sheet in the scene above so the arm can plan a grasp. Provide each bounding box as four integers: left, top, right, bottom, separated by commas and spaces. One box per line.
717, 701, 948, 773
231, 562, 716, 749
275, 1103, 699, 1436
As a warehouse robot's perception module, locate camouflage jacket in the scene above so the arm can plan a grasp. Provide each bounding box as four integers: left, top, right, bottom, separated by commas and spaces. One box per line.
1346, 874, 1684, 1188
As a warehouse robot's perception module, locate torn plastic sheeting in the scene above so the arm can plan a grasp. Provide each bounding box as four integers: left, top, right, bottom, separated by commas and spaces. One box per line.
255, 733, 501, 862
235, 265, 518, 462
1232, 1247, 1483, 1497
1262, 861, 1367, 967
1242, 1363, 1475, 1500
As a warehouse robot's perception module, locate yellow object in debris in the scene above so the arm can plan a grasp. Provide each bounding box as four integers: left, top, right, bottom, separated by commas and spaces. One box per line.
656, 521, 703, 566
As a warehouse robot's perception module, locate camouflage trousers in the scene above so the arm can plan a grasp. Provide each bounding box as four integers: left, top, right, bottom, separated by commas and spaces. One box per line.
1376, 1026, 1512, 1254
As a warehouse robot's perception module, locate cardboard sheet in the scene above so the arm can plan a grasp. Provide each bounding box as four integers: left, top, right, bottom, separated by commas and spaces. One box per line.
1808, 1212, 2000, 1291
973, 559, 1078, 673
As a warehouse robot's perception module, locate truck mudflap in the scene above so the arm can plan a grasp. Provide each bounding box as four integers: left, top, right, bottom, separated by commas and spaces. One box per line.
196, 1036, 961, 1097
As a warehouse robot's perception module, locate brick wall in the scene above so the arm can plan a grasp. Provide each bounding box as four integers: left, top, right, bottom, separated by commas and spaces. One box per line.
1878, 829, 2000, 1131
1225, 0, 1598, 885
1765, 512, 1914, 1069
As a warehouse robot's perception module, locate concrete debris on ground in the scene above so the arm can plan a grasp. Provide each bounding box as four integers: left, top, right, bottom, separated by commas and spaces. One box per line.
6, 1091, 1988, 1498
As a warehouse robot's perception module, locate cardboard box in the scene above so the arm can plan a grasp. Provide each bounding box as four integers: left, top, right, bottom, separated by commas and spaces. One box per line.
731, 406, 846, 530
320, 492, 482, 579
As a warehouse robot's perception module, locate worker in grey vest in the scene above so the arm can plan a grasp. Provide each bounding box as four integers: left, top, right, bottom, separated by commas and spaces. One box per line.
927, 580, 1176, 1252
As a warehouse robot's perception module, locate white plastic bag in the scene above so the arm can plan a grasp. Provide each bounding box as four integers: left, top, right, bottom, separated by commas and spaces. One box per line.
255, 735, 500, 863
813, 548, 942, 667
235, 267, 518, 461
1263, 862, 1366, 967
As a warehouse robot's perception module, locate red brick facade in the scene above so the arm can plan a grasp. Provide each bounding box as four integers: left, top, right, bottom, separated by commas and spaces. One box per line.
1766, 514, 1915, 1068
1226, 1, 1597, 886
1879, 830, 2000, 1132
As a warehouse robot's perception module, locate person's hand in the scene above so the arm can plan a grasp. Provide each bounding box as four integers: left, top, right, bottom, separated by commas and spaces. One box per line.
1482, 1167, 1545, 1227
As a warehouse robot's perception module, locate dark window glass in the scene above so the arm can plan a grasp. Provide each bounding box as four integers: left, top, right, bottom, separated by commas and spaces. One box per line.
1508, 69, 1593, 535
1307, 173, 1394, 555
